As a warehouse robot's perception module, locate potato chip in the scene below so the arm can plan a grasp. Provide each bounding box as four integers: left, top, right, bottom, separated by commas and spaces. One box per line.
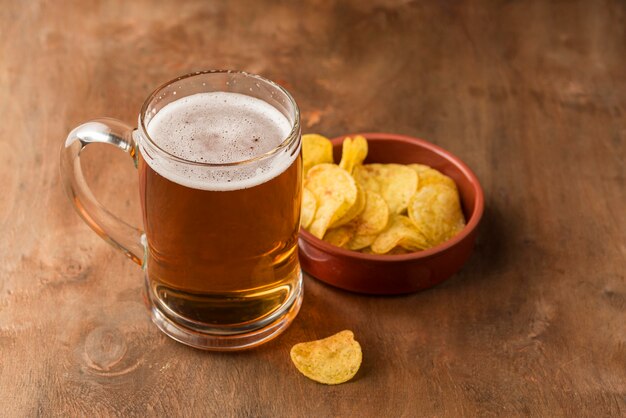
408, 184, 465, 246
351, 191, 388, 235
407, 163, 428, 189
339, 135, 368, 175
408, 163, 431, 174
371, 214, 429, 254
415, 166, 457, 191
323, 226, 354, 248
352, 164, 381, 194
301, 187, 317, 229
302, 134, 334, 175
305, 164, 358, 239
290, 330, 362, 385
340, 191, 388, 250
329, 183, 366, 228
346, 233, 377, 251
353, 164, 417, 214
386, 246, 411, 255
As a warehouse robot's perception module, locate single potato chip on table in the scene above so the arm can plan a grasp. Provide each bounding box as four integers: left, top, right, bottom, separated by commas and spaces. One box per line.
305, 164, 358, 239
290, 330, 362, 385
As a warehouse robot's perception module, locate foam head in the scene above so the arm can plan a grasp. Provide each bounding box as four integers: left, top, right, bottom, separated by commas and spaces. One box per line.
139, 92, 298, 191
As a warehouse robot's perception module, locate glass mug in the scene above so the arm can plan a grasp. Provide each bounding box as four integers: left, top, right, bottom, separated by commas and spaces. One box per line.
61, 71, 303, 350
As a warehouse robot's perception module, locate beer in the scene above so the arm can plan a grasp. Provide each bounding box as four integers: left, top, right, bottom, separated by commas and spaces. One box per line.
138, 91, 302, 330
62, 70, 302, 349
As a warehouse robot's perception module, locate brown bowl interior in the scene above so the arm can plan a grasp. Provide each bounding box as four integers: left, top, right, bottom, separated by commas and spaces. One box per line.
298, 133, 484, 294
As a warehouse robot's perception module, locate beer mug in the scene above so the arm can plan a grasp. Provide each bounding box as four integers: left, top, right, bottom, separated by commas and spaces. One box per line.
61, 71, 303, 350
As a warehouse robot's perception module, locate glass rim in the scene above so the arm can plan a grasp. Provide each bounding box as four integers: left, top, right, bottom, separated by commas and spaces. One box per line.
138, 70, 301, 167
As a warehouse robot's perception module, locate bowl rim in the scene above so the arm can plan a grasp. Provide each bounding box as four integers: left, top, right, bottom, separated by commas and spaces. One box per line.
298, 132, 485, 262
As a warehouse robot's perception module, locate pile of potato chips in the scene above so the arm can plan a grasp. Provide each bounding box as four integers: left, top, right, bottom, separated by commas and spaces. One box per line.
301, 134, 466, 254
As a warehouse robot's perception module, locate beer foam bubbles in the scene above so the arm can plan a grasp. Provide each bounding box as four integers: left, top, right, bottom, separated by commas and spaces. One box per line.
138, 92, 298, 191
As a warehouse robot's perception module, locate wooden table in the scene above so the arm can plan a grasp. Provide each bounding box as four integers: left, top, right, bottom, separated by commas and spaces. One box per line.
1, 1, 625, 416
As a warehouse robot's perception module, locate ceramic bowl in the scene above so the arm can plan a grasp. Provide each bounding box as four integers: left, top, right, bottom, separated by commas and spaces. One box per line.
298, 133, 484, 295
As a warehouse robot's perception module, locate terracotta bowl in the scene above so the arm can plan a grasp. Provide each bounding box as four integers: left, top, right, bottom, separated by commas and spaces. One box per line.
298, 133, 484, 295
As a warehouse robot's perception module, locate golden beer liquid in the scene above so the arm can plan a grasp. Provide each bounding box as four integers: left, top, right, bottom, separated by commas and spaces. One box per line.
138, 153, 302, 327
137, 90, 302, 332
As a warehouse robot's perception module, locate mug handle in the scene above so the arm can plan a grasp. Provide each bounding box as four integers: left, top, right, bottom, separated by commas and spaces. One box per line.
60, 118, 145, 266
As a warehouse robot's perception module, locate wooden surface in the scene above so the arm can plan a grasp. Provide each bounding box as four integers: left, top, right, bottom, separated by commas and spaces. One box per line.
1, 0, 625, 416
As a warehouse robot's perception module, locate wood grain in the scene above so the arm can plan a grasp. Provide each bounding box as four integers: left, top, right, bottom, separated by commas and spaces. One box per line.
1, 0, 625, 416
